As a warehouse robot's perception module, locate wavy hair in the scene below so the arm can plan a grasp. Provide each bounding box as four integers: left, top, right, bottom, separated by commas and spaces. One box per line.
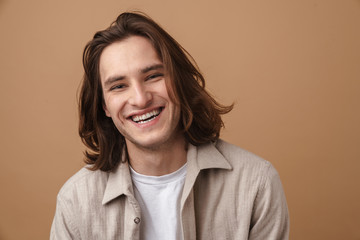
79, 12, 233, 171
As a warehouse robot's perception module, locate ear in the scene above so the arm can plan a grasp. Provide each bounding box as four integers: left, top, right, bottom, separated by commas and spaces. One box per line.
102, 103, 111, 117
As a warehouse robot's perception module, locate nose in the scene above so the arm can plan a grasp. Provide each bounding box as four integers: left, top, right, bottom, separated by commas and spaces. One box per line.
128, 83, 152, 108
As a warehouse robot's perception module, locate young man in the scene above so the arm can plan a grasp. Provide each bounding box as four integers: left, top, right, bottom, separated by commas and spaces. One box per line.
51, 12, 289, 240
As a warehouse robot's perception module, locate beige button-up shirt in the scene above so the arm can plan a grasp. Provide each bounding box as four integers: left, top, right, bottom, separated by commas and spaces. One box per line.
51, 140, 289, 239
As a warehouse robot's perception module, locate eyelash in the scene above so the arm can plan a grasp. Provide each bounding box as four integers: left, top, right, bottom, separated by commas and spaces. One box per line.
110, 84, 125, 91
109, 73, 164, 91
146, 73, 163, 80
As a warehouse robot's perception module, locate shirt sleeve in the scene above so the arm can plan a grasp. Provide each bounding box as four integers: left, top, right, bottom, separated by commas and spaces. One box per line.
248, 163, 290, 240
50, 195, 80, 240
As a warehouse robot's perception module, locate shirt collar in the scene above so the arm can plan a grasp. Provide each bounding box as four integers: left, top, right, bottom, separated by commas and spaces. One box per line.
102, 140, 232, 205
187, 140, 232, 171
181, 140, 233, 210
102, 159, 133, 205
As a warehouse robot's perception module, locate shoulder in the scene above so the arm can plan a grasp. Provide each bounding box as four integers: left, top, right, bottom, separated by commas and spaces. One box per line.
51, 167, 111, 239
197, 140, 289, 238
57, 166, 109, 201
205, 139, 283, 194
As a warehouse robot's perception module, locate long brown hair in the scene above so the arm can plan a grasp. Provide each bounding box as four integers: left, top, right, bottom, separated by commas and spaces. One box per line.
79, 12, 233, 172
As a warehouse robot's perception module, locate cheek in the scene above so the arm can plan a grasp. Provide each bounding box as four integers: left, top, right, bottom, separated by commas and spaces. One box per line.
157, 81, 172, 99
104, 95, 125, 117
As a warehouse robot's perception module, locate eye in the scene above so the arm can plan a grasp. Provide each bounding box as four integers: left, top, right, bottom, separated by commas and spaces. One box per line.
146, 73, 164, 81
110, 84, 126, 91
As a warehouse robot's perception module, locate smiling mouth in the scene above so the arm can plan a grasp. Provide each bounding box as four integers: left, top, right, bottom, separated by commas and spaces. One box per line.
131, 108, 163, 124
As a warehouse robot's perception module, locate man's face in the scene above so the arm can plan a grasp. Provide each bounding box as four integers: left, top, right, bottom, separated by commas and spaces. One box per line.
99, 36, 181, 150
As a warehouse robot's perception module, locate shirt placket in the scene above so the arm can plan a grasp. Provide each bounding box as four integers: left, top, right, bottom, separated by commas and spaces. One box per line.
123, 194, 142, 240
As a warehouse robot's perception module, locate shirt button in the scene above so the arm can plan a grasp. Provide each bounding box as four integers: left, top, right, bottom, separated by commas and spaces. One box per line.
134, 217, 141, 224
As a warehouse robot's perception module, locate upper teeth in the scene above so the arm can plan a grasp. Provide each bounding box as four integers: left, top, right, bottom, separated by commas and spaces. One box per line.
132, 109, 160, 122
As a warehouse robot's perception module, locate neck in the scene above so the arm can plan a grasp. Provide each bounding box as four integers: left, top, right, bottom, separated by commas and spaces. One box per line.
126, 134, 187, 176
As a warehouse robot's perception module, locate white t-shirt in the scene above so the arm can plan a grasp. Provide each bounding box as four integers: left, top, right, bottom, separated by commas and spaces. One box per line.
130, 164, 187, 240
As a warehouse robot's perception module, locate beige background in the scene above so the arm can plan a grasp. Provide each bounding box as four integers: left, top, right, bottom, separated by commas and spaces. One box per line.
0, 0, 359, 239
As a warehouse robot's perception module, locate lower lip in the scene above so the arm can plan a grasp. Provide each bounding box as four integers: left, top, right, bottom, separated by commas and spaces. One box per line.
130, 109, 163, 128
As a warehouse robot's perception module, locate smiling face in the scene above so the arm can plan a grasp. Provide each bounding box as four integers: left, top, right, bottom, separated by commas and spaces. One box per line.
99, 36, 182, 151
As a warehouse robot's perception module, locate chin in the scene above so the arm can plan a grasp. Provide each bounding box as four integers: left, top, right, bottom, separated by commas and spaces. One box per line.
127, 131, 180, 151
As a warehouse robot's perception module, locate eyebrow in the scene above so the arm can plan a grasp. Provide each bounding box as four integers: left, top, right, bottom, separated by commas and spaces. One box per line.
141, 64, 164, 74
104, 75, 125, 87
104, 64, 164, 87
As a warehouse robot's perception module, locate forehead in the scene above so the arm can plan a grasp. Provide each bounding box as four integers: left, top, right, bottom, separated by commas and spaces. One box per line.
99, 36, 162, 82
